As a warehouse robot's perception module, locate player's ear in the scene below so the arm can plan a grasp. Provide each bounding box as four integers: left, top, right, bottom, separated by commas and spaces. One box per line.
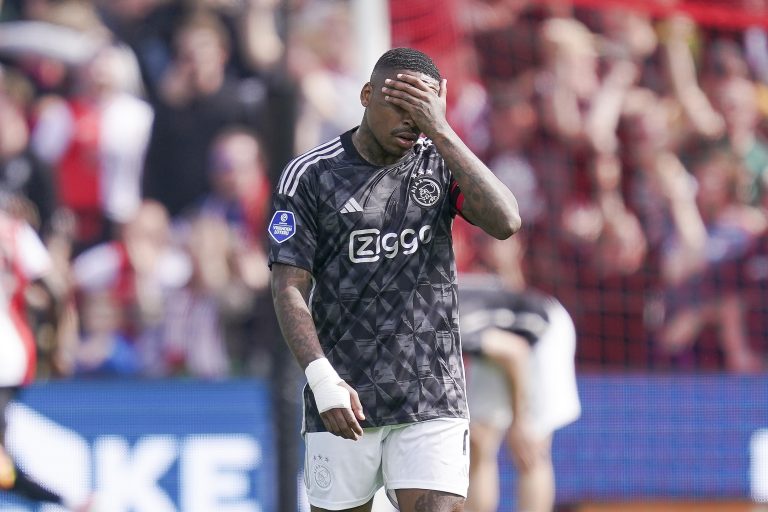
360, 82, 373, 107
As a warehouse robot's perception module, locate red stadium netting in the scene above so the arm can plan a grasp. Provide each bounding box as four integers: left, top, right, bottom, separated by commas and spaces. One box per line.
390, 0, 768, 372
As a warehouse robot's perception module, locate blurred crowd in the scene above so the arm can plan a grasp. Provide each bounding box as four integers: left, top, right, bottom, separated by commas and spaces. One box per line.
0, 0, 766, 379
0, 0, 361, 380
396, 0, 768, 372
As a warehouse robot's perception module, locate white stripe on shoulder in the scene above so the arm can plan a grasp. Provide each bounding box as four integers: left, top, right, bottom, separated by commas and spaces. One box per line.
278, 137, 342, 195
278, 137, 340, 194
286, 145, 345, 197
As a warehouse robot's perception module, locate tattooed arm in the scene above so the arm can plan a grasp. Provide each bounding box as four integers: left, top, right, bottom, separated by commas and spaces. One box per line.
270, 263, 365, 439
270, 262, 324, 368
381, 72, 521, 239
431, 123, 521, 239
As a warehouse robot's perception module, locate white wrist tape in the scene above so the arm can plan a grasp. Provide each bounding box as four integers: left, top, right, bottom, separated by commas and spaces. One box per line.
305, 358, 351, 413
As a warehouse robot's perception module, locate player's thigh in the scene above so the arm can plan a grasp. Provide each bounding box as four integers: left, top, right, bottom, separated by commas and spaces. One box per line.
382, 418, 469, 507
310, 499, 374, 512
304, 429, 385, 510
395, 488, 464, 512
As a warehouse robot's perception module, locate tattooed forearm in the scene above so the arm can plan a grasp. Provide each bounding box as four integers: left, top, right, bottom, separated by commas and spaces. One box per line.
431, 129, 521, 239
414, 490, 464, 512
270, 263, 325, 369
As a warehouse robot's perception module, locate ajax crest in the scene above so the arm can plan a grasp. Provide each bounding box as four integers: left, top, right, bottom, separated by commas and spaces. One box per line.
312, 455, 333, 490
269, 210, 296, 243
410, 176, 441, 208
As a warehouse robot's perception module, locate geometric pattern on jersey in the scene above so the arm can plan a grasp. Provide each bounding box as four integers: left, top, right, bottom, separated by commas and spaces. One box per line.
457, 274, 558, 354
269, 128, 468, 432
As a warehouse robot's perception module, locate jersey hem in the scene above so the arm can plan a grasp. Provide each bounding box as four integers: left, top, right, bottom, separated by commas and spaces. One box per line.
302, 410, 469, 433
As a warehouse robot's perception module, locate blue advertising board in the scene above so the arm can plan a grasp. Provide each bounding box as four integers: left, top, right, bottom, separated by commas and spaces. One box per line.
0, 375, 766, 511
0, 380, 276, 512
498, 374, 768, 510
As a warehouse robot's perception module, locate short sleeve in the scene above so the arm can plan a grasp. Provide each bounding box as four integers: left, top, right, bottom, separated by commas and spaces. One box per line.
267, 171, 318, 272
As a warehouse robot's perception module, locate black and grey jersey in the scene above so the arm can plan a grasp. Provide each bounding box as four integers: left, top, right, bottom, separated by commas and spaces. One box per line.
268, 127, 469, 433
457, 274, 559, 355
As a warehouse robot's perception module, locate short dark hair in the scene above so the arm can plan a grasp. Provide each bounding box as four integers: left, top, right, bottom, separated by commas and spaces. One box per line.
372, 47, 441, 82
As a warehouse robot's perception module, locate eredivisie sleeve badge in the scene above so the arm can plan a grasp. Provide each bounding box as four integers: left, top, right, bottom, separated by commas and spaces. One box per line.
269, 210, 296, 243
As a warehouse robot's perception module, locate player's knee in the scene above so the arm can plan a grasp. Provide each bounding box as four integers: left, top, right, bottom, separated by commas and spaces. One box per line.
521, 451, 553, 477
469, 424, 504, 457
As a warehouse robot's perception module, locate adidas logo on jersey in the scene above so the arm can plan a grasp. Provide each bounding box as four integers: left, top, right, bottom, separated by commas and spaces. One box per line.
340, 197, 363, 214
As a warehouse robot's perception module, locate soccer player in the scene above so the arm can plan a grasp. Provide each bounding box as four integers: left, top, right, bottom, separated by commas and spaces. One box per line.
0, 206, 98, 511
459, 275, 581, 512
268, 47, 521, 512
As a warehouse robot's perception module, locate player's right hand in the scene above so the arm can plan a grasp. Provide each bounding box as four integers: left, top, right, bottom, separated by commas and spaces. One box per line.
319, 382, 365, 440
381, 73, 448, 141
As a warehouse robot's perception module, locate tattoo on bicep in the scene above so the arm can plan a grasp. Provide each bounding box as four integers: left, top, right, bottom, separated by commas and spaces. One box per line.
414, 490, 464, 512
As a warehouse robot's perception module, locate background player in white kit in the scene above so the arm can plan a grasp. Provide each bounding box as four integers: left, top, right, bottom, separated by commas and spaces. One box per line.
459, 275, 581, 512
269, 47, 521, 512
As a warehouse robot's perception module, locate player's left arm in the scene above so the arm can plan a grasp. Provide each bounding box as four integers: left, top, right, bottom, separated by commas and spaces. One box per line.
381, 73, 521, 239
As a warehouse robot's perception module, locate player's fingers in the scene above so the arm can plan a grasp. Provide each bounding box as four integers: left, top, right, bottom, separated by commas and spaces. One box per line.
392, 73, 429, 91
383, 78, 428, 100
393, 73, 443, 102
341, 407, 363, 438
326, 409, 358, 440
383, 94, 416, 114
336, 409, 361, 440
382, 86, 418, 106
348, 387, 365, 421
321, 410, 343, 438
326, 410, 349, 439
344, 409, 363, 437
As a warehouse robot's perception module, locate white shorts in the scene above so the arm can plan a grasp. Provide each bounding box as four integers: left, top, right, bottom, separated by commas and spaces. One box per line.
303, 417, 470, 510
466, 303, 581, 438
